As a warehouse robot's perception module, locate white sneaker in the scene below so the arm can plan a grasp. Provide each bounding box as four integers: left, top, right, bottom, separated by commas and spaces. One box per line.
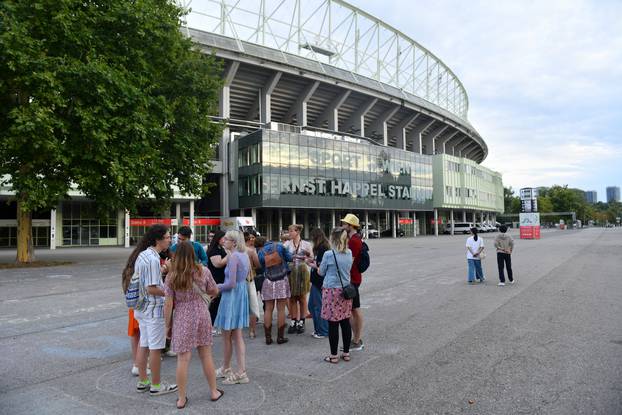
164, 350, 177, 357
149, 381, 178, 396
312, 333, 326, 339
498, 282, 505, 286
131, 365, 151, 376
510, 280, 515, 284
222, 371, 250, 385
215, 367, 232, 379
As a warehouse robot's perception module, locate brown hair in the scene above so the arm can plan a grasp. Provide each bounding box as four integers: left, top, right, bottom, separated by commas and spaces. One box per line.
310, 228, 330, 254
288, 224, 303, 233
122, 224, 169, 293
167, 241, 201, 291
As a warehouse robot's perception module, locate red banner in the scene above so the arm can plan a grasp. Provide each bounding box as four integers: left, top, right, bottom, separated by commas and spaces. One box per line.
520, 226, 541, 239
182, 218, 221, 226
399, 218, 414, 224
130, 218, 174, 227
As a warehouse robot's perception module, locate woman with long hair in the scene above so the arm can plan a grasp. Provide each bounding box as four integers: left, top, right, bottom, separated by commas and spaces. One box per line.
307, 228, 330, 339
163, 242, 223, 408
207, 230, 227, 327
308, 228, 353, 364
466, 227, 485, 284
283, 224, 313, 334
214, 230, 251, 385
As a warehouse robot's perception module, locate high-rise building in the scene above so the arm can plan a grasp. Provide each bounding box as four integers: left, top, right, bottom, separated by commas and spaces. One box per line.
585, 190, 597, 204
606, 186, 620, 203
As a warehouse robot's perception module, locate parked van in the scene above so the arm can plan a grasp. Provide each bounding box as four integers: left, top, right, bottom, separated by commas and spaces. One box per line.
221, 217, 260, 235
443, 222, 474, 234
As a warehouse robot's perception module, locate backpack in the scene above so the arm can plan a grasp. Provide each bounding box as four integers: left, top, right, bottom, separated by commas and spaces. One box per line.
263, 243, 289, 282
358, 241, 370, 273
125, 270, 144, 309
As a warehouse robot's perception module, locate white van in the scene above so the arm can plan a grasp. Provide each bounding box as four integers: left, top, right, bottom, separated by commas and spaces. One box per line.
443, 222, 474, 234
221, 217, 260, 235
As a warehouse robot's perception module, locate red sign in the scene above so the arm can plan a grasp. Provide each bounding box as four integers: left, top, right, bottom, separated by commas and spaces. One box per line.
520, 226, 541, 239
182, 218, 221, 226
130, 218, 174, 227
430, 218, 443, 225
399, 218, 414, 225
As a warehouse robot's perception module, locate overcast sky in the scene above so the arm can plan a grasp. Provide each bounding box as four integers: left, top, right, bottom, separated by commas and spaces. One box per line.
355, 0, 622, 201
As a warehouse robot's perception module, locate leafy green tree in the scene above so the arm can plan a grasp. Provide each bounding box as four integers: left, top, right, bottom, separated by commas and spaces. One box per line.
504, 186, 520, 213
537, 196, 553, 213
0, 0, 223, 262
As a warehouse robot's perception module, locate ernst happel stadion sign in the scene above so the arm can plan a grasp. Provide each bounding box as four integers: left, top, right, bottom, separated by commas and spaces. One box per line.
234, 129, 434, 210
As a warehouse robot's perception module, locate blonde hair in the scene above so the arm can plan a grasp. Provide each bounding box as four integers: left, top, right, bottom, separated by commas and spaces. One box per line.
225, 230, 247, 253
168, 241, 201, 291
288, 224, 303, 233
329, 227, 348, 253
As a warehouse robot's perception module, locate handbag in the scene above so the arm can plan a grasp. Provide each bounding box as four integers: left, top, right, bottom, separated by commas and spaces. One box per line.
332, 250, 357, 300
192, 280, 212, 308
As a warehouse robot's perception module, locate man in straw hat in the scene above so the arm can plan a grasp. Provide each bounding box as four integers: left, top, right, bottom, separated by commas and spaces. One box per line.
340, 213, 365, 351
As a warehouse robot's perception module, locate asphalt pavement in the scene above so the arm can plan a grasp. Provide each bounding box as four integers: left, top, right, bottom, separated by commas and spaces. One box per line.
1, 228, 621, 414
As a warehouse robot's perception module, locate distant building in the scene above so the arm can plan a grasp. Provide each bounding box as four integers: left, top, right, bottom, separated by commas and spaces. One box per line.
606, 186, 620, 203
585, 190, 597, 204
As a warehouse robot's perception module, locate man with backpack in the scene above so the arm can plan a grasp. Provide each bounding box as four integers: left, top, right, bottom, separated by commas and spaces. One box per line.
340, 214, 367, 351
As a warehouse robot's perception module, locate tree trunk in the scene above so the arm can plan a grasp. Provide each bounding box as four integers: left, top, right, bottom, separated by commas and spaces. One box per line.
16, 199, 34, 263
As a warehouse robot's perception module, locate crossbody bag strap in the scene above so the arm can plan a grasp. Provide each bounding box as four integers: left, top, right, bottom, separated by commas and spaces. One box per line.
332, 250, 346, 290
192, 280, 210, 303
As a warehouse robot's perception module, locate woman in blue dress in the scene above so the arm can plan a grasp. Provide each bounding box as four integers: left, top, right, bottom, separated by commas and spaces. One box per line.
214, 230, 250, 385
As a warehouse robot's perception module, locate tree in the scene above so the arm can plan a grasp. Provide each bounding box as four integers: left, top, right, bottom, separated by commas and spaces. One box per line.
0, 0, 223, 262
504, 186, 520, 214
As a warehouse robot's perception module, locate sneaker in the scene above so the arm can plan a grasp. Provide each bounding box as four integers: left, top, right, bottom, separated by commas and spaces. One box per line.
312, 333, 326, 339
164, 350, 177, 357
149, 381, 178, 396
498, 282, 505, 286
510, 280, 515, 284
222, 372, 250, 385
215, 367, 233, 379
136, 379, 150, 393
131, 365, 152, 376
350, 340, 365, 351
287, 321, 297, 334
296, 320, 305, 334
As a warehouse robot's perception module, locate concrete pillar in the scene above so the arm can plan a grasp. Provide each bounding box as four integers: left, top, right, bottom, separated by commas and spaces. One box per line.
392, 211, 397, 238
303, 210, 309, 239
413, 211, 417, 237
189, 200, 195, 240
267, 209, 272, 240
365, 211, 369, 238
175, 203, 181, 228
407, 119, 435, 154
218, 62, 240, 219
315, 90, 351, 131
50, 209, 57, 250
292, 208, 296, 226
124, 210, 130, 248
434, 208, 439, 236
278, 209, 283, 235
251, 208, 257, 230
258, 71, 282, 124
389, 113, 420, 151
450, 209, 454, 235
463, 210, 467, 222
286, 81, 320, 126
422, 124, 448, 155
369, 104, 400, 145
317, 211, 321, 229
473, 211, 477, 224
331, 210, 336, 229
344, 97, 377, 137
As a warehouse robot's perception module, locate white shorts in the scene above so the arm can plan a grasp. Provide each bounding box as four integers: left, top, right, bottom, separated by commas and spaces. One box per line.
134, 312, 166, 350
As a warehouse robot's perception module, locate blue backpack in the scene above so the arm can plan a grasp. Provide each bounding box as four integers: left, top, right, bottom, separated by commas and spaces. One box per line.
358, 241, 370, 273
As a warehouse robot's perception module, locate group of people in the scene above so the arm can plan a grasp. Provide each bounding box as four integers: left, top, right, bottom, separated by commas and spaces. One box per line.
121, 214, 367, 409
465, 225, 515, 285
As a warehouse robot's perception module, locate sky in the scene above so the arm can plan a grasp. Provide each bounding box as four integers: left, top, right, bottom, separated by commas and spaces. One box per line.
355, 0, 622, 201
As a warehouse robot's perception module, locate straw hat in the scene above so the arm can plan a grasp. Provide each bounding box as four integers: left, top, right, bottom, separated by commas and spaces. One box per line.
340, 213, 360, 228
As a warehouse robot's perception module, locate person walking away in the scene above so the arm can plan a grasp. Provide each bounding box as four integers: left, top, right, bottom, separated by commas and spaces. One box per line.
163, 242, 223, 408
244, 232, 261, 338
307, 228, 330, 339
308, 228, 353, 364
494, 225, 514, 285
207, 231, 227, 328
283, 224, 313, 334
258, 238, 292, 345
340, 214, 364, 351
170, 226, 208, 266
466, 227, 485, 284
131, 224, 178, 395
214, 230, 251, 385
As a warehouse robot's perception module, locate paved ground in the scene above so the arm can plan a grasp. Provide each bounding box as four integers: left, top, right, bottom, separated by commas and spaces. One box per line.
1, 228, 621, 414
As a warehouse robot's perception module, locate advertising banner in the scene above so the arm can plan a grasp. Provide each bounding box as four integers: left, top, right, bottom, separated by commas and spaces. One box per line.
519, 213, 541, 239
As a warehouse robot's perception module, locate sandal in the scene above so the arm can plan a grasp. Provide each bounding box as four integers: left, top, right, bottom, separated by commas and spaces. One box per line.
249, 329, 256, 339
341, 353, 351, 362
176, 396, 188, 409
211, 388, 224, 402
324, 355, 339, 364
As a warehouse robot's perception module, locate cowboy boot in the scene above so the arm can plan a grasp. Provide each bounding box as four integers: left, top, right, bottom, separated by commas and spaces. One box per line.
277, 325, 289, 344
264, 325, 273, 345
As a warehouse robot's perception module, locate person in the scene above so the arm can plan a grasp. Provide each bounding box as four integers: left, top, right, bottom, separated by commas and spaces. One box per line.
340, 213, 365, 351
307, 228, 329, 339
244, 232, 261, 338
283, 224, 313, 334
207, 230, 215, 245
466, 227, 485, 284
214, 230, 251, 385
258, 238, 292, 345
207, 230, 227, 327
159, 248, 176, 358
163, 242, 223, 408
170, 226, 208, 266
308, 228, 353, 364
494, 225, 514, 286
128, 224, 178, 395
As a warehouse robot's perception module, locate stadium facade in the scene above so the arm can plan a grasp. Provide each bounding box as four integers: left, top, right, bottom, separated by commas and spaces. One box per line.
0, 0, 503, 248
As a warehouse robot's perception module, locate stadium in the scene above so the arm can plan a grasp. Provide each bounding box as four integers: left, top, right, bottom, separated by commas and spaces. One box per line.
0, 0, 504, 248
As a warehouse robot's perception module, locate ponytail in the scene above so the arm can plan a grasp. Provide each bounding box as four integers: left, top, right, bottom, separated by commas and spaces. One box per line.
470, 227, 478, 241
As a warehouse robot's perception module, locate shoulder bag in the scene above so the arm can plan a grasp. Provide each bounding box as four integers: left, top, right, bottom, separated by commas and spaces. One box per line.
332, 250, 357, 300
